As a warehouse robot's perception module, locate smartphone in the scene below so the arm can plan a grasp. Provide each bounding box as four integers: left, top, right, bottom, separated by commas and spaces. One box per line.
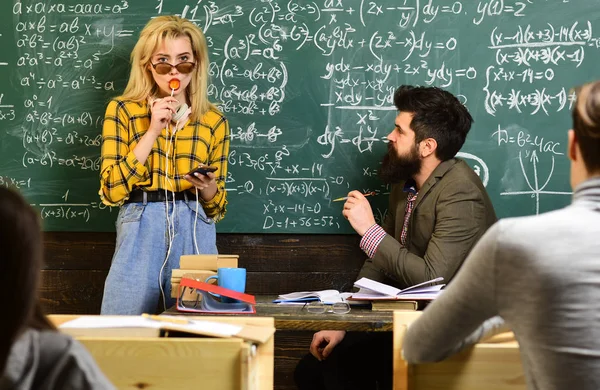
187, 165, 218, 176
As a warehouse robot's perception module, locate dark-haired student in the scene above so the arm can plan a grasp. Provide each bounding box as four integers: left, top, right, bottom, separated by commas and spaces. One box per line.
403, 81, 600, 389
0, 187, 115, 389
295, 85, 497, 390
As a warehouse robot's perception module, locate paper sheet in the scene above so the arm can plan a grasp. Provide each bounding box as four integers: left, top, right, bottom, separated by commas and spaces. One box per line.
59, 315, 243, 337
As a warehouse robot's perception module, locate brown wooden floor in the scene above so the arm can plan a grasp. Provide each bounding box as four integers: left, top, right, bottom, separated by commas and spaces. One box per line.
41, 232, 366, 390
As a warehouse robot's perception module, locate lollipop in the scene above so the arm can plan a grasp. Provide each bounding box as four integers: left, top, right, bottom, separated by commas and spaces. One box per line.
169, 79, 180, 91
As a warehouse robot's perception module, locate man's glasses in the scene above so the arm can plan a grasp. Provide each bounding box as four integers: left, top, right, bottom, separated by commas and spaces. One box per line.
305, 301, 351, 314
151, 61, 196, 75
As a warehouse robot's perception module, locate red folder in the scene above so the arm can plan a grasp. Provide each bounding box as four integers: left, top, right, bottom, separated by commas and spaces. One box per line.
176, 277, 256, 314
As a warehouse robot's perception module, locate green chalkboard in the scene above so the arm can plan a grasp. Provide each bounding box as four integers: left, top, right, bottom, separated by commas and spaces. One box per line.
0, 0, 596, 232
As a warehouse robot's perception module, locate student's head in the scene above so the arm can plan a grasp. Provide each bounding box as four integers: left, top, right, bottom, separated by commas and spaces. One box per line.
0, 187, 53, 372
121, 15, 212, 121
569, 81, 600, 188
380, 85, 473, 183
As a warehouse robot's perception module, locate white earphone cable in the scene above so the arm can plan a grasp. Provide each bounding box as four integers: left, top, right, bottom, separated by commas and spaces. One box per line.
156, 98, 199, 310
194, 188, 200, 255
159, 121, 177, 312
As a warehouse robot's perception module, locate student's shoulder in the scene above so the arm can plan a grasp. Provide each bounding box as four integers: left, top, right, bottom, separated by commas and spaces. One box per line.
9, 329, 76, 372
36, 328, 78, 353
35, 329, 116, 389
496, 206, 573, 235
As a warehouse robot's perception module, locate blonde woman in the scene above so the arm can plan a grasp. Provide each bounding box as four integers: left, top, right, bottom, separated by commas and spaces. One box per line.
99, 16, 229, 315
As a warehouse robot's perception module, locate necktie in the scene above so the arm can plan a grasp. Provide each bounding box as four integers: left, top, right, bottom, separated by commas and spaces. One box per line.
400, 192, 418, 246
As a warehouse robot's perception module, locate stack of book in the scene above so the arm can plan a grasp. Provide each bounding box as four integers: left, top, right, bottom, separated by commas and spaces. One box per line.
370, 300, 425, 311
350, 277, 445, 311
170, 254, 239, 301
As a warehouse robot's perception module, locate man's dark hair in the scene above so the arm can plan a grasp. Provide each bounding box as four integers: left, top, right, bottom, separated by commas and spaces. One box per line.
393, 85, 473, 161
572, 81, 600, 173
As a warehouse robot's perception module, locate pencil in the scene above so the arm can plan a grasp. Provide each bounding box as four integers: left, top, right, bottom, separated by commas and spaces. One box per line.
142, 313, 190, 325
332, 192, 376, 202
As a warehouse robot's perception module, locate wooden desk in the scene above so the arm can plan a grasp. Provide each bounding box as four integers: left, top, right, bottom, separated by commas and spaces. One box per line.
166, 295, 393, 390
166, 295, 393, 332
50, 315, 275, 390
393, 312, 525, 390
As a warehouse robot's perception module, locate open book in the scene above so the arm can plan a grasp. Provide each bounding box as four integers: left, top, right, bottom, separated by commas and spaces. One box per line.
274, 290, 353, 304
350, 276, 445, 301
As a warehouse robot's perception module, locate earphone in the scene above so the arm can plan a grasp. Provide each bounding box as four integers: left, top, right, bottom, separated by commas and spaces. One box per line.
171, 103, 189, 123
148, 97, 189, 125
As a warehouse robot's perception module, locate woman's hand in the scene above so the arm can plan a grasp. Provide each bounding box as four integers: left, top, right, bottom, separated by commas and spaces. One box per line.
133, 97, 179, 165
148, 97, 178, 135
185, 171, 218, 201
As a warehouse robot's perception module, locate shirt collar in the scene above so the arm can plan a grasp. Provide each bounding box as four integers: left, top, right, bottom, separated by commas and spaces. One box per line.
403, 179, 417, 194
573, 176, 600, 205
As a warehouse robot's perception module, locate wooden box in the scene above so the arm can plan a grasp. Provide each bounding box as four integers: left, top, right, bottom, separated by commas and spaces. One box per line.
49, 315, 274, 390
393, 312, 526, 390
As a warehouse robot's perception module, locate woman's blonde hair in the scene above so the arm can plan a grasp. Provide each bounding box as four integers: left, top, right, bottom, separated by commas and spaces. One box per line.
119, 15, 214, 121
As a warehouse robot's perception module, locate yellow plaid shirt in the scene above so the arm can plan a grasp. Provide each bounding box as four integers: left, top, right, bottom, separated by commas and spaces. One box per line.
99, 99, 230, 222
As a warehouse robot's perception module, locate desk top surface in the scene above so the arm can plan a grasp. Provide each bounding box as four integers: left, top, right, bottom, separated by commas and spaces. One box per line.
166, 295, 394, 332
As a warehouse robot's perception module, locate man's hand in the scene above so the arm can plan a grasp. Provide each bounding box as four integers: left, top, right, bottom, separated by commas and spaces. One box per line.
309, 330, 346, 361
342, 190, 376, 236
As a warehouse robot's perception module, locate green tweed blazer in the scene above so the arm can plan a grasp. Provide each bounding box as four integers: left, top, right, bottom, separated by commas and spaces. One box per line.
357, 158, 497, 289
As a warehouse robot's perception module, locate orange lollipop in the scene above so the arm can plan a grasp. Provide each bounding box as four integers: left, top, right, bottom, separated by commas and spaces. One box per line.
169, 79, 180, 91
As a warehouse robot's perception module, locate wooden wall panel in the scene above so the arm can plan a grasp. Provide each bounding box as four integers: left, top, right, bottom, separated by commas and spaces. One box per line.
41, 233, 365, 310
40, 270, 108, 314
274, 331, 314, 390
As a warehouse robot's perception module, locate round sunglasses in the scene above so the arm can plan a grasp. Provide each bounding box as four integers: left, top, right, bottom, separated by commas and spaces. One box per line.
151, 61, 196, 75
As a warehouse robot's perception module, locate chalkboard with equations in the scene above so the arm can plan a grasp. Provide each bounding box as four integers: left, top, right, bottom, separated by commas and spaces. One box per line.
1, 0, 598, 233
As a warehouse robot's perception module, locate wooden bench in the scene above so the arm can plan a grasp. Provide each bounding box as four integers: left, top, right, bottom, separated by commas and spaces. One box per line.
393, 312, 526, 390
49, 315, 275, 390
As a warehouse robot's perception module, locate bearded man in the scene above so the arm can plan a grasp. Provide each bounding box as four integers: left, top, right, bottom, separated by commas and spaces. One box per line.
295, 85, 497, 390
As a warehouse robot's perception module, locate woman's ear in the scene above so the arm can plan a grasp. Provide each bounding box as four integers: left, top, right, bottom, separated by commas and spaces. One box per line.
568, 129, 577, 162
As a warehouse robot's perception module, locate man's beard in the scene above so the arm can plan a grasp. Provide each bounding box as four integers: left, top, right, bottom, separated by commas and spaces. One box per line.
378, 143, 422, 184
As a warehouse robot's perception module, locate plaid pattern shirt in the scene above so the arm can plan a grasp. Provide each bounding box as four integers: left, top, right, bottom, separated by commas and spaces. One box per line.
400, 183, 418, 246
360, 223, 387, 258
99, 99, 230, 222
360, 180, 418, 257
